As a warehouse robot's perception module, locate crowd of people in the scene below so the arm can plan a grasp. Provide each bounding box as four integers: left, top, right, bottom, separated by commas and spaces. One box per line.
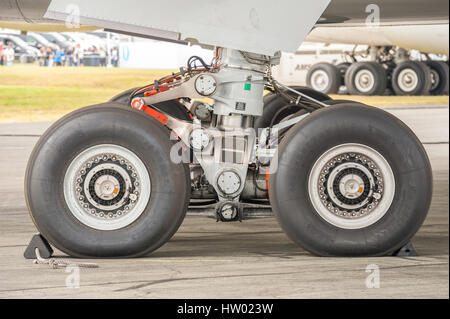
1, 39, 120, 67
0, 41, 15, 66
38, 44, 119, 67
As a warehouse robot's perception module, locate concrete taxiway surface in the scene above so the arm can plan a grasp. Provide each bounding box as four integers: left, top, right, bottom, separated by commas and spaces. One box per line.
0, 104, 448, 298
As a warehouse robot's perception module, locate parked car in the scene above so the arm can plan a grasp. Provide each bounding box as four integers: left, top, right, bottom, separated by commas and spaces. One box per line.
0, 32, 50, 50
39, 32, 69, 49
24, 32, 54, 49
62, 32, 105, 51
0, 34, 38, 63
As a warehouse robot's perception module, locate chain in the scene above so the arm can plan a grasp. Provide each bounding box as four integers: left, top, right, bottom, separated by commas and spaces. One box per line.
33, 248, 99, 269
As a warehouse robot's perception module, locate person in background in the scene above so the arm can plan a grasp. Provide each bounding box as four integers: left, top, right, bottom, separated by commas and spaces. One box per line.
78, 44, 84, 67
111, 47, 118, 67
99, 47, 106, 67
0, 41, 4, 66
43, 46, 49, 66
46, 46, 54, 67
54, 47, 65, 66
65, 45, 74, 67
39, 46, 46, 66
3, 43, 15, 67
73, 43, 83, 66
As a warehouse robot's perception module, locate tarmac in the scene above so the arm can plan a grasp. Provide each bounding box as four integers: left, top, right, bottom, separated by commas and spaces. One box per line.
0, 104, 448, 298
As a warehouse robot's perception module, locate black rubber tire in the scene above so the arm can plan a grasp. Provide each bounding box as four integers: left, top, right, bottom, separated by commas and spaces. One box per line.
391, 61, 432, 96
254, 86, 330, 130
306, 63, 341, 94
110, 87, 192, 121
263, 90, 279, 105
277, 99, 367, 126
336, 62, 351, 84
25, 103, 191, 258
322, 99, 366, 106
345, 62, 387, 96
109, 87, 140, 103
269, 103, 432, 257
426, 61, 449, 95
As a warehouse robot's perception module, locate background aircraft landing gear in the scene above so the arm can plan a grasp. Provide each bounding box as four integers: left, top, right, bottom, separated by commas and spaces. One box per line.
25, 103, 190, 258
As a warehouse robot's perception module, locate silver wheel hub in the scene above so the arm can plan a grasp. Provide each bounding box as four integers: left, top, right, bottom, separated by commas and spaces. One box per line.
64, 144, 151, 230
398, 68, 419, 92
309, 144, 395, 229
311, 70, 330, 92
354, 69, 375, 93
80, 161, 136, 214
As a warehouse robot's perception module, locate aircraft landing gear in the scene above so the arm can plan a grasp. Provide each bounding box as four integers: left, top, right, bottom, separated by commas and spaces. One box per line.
25, 47, 432, 258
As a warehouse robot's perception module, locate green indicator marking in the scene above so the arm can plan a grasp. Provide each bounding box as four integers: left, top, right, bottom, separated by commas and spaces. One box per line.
244, 83, 252, 91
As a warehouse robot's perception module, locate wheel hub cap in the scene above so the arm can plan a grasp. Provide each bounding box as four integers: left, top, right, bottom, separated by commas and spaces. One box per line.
320, 155, 381, 218
309, 144, 395, 229
311, 70, 330, 92
354, 70, 375, 93
79, 161, 136, 215
64, 144, 151, 231
398, 68, 419, 92
339, 174, 365, 199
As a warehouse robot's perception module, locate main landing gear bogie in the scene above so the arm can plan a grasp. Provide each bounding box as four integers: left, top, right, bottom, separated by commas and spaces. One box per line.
25, 48, 433, 258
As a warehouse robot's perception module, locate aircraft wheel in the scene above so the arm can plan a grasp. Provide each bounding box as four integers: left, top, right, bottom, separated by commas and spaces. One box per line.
345, 62, 387, 95
391, 61, 432, 96
306, 63, 341, 94
426, 61, 449, 95
25, 103, 190, 258
269, 103, 432, 256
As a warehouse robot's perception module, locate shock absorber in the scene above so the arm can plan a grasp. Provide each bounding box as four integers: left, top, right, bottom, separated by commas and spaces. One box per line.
128, 47, 281, 220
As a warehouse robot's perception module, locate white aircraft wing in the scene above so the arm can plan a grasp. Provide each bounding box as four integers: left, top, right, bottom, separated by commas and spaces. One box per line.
43, 0, 331, 56
1, 0, 448, 54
